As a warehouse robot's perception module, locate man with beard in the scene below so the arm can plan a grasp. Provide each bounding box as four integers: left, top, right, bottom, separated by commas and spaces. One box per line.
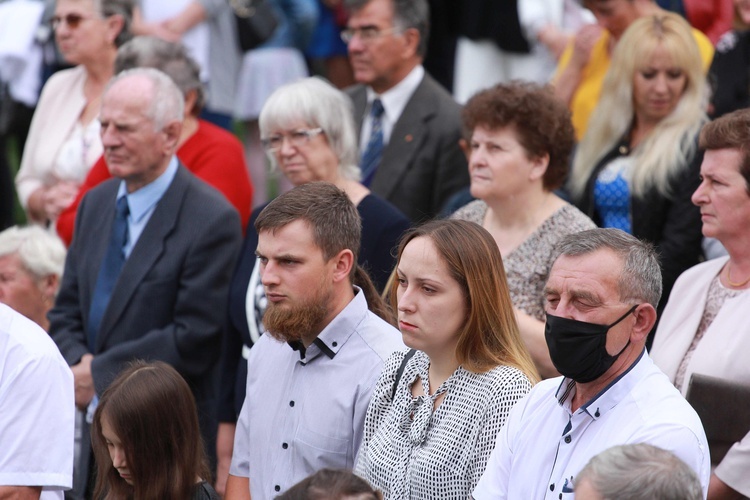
472, 228, 710, 499
225, 182, 404, 500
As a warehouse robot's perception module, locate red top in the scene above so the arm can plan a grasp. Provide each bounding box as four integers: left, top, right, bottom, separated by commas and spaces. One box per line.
57, 119, 254, 246
684, 0, 734, 45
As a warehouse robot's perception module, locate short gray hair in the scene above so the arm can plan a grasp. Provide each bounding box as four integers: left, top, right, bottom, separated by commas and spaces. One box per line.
344, 0, 430, 57
115, 36, 205, 114
0, 226, 66, 286
259, 77, 360, 181
576, 443, 702, 500
106, 67, 185, 130
95, 0, 135, 47
552, 228, 662, 308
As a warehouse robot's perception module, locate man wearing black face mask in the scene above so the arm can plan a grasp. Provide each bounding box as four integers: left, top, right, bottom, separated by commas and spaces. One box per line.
473, 228, 710, 500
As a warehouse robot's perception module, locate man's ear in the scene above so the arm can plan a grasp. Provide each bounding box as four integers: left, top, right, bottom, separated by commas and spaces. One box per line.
630, 303, 657, 343
331, 249, 355, 284
162, 120, 183, 153
400, 27, 421, 60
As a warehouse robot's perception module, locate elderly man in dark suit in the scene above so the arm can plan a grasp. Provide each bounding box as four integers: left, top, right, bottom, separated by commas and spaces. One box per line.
49, 67, 241, 497
343, 0, 468, 223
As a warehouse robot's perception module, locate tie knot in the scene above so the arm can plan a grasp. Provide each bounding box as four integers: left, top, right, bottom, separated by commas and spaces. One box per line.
370, 98, 384, 118
116, 196, 129, 219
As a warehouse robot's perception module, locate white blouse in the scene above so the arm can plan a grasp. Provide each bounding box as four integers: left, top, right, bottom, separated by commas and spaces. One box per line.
355, 349, 533, 499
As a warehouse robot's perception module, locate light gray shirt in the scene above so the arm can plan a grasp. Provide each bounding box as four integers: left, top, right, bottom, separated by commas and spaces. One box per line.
230, 288, 405, 499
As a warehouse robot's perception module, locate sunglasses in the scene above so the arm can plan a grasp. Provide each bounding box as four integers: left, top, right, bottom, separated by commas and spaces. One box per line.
51, 13, 94, 30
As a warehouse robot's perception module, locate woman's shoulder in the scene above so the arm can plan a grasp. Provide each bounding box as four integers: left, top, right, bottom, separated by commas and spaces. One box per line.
192, 481, 221, 500
41, 66, 86, 92
552, 203, 597, 231
462, 364, 533, 399
359, 193, 410, 224
450, 199, 487, 224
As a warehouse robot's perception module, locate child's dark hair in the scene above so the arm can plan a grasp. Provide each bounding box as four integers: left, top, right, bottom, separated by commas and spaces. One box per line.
91, 361, 210, 499
276, 469, 383, 500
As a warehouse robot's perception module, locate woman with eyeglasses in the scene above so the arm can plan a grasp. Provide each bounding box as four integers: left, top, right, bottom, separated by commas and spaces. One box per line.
15, 0, 133, 227
215, 76, 410, 492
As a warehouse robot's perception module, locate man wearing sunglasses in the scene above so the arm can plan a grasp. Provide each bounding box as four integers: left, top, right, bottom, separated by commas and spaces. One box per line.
342, 0, 468, 223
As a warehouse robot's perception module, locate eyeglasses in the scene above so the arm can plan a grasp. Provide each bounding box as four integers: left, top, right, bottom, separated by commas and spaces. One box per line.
340, 26, 402, 44
51, 13, 95, 30
261, 128, 324, 152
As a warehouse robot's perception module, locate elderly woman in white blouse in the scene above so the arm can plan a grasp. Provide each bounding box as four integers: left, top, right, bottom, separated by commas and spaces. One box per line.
355, 220, 538, 499
15, 0, 132, 225
651, 110, 750, 500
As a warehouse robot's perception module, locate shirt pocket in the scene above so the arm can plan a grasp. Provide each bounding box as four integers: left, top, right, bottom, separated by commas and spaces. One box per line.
295, 424, 350, 471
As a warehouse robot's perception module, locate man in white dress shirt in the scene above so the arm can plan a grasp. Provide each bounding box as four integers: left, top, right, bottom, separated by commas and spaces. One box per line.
473, 228, 710, 500
225, 182, 404, 500
0, 303, 74, 499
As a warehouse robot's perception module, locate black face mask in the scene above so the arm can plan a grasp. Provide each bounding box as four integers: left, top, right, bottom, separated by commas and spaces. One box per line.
544, 305, 638, 383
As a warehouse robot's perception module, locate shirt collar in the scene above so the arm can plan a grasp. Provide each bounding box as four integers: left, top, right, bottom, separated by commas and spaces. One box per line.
116, 156, 179, 222
287, 286, 368, 363
366, 65, 424, 124
555, 348, 647, 419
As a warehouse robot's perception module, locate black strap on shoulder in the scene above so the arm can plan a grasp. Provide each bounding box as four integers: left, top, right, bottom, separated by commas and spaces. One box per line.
391, 349, 417, 400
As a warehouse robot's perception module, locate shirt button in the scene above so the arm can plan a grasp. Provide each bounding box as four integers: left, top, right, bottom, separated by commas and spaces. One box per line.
550, 484, 554, 491
282, 442, 288, 449
275, 485, 281, 492
564, 435, 572, 444
559, 494, 563, 500
289, 400, 295, 407
332, 341, 338, 347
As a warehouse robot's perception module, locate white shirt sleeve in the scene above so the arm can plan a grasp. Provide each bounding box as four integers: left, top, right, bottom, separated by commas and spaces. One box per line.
0, 330, 74, 491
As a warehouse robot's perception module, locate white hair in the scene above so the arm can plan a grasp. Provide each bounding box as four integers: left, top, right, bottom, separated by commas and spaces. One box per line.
0, 226, 66, 286
106, 67, 185, 130
259, 77, 361, 181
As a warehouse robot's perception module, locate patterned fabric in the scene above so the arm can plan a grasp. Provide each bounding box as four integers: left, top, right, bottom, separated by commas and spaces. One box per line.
675, 273, 745, 391
355, 349, 533, 499
451, 201, 596, 320
361, 98, 384, 186
593, 156, 633, 233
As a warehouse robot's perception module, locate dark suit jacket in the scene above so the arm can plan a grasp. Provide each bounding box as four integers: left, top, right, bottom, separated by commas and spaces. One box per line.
347, 72, 469, 222
50, 164, 242, 467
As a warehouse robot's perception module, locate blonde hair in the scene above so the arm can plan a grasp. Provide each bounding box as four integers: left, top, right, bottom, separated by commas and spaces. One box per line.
570, 13, 707, 199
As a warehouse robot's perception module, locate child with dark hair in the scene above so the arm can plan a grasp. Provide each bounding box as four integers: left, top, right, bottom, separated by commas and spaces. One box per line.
91, 361, 219, 499
277, 469, 382, 500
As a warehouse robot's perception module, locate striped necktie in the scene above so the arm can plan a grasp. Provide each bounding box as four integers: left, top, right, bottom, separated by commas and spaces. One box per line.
361, 98, 384, 186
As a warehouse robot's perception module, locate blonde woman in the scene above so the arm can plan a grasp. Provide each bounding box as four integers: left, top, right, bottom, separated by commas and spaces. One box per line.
569, 13, 706, 327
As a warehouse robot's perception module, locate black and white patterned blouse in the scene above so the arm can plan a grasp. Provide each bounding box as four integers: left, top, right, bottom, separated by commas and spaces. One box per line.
355, 349, 533, 499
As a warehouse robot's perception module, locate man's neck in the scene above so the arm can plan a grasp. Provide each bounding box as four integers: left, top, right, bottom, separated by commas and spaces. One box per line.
369, 60, 421, 95
570, 346, 644, 412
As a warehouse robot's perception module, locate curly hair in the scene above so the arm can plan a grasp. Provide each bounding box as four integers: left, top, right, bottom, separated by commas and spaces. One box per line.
461, 81, 575, 191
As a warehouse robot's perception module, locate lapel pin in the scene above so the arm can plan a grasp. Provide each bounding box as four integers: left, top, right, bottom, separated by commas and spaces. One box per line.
405, 134, 413, 142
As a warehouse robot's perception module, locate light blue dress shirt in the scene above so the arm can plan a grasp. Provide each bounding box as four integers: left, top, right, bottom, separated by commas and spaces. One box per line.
116, 156, 178, 258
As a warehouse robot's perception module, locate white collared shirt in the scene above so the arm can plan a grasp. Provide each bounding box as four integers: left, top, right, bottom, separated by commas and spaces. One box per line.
0, 304, 74, 499
230, 289, 405, 499
360, 65, 425, 149
473, 351, 710, 500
